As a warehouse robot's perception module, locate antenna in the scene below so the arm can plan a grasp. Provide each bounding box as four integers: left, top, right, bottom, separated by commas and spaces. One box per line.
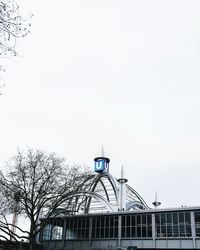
117, 165, 128, 211
152, 191, 161, 208
101, 145, 105, 158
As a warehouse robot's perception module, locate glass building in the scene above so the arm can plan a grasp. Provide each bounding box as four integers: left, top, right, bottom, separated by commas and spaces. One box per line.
39, 157, 200, 249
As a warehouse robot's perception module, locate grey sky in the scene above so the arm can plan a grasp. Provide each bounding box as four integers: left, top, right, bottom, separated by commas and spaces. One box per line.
0, 0, 200, 208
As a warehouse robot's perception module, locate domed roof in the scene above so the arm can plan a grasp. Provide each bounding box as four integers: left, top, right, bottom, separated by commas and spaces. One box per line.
65, 171, 149, 214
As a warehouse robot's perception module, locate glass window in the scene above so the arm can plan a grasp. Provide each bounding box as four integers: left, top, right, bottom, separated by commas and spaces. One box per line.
137, 226, 141, 237
173, 225, 179, 237
122, 216, 125, 227
43, 224, 52, 240
142, 214, 146, 225
127, 227, 131, 237
194, 211, 200, 237
147, 214, 152, 225
91, 215, 118, 239
148, 225, 152, 237
180, 225, 185, 237
179, 213, 184, 223
167, 213, 172, 224
161, 225, 167, 237
66, 217, 90, 240
155, 214, 160, 225
185, 212, 191, 223
52, 220, 63, 240
173, 213, 178, 224
167, 225, 173, 237
195, 212, 200, 223
107, 216, 111, 227
141, 226, 146, 237
122, 226, 125, 237
161, 213, 166, 225
156, 212, 191, 238
132, 226, 136, 237
121, 214, 151, 239
131, 215, 136, 226
105, 227, 109, 237
115, 227, 118, 238
137, 215, 141, 225
97, 217, 101, 228
186, 225, 191, 237
127, 215, 131, 227
196, 226, 200, 237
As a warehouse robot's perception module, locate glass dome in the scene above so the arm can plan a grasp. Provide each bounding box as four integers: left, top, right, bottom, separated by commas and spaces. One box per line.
59, 171, 149, 215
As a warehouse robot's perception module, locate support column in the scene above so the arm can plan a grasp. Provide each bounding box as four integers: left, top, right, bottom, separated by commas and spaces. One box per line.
62, 218, 67, 248
191, 211, 196, 249
89, 217, 93, 248
118, 215, 122, 248
152, 213, 156, 249
117, 166, 128, 211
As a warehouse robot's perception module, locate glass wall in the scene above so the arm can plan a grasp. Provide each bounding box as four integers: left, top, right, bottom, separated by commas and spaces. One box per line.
66, 217, 90, 239
42, 219, 64, 240
42, 210, 200, 241
155, 212, 191, 237
121, 214, 152, 238
43, 223, 52, 240
92, 215, 118, 239
194, 211, 200, 237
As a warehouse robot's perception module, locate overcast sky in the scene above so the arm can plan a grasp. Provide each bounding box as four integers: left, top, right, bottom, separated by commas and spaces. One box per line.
0, 0, 200, 208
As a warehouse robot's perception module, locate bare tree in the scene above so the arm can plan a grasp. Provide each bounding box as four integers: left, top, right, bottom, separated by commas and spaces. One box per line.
0, 0, 31, 92
0, 0, 31, 57
0, 149, 90, 250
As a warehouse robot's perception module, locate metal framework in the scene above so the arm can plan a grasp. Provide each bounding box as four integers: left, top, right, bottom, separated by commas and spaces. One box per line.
58, 172, 149, 215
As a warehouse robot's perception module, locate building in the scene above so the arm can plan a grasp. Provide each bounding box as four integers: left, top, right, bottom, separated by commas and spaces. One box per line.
39, 156, 200, 249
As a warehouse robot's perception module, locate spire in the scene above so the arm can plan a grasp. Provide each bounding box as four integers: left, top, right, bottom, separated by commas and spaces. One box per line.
152, 191, 161, 208
121, 165, 124, 179
118, 165, 128, 184
117, 165, 128, 211
101, 145, 105, 158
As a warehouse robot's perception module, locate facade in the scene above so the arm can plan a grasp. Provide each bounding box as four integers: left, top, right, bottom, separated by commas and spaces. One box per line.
39, 157, 200, 249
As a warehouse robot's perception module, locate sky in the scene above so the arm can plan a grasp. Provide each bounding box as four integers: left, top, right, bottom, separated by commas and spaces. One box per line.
0, 0, 200, 209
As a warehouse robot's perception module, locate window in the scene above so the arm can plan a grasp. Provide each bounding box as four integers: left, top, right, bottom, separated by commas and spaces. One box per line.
155, 211, 191, 238
66, 217, 89, 239
92, 215, 118, 239
52, 220, 63, 239
42, 220, 64, 240
121, 214, 152, 238
42, 223, 52, 240
194, 211, 200, 237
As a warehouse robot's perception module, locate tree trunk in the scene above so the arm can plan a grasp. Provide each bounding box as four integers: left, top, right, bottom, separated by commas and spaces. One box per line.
29, 231, 36, 250
29, 238, 34, 250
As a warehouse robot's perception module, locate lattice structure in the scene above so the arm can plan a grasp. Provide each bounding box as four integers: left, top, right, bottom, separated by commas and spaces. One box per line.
56, 171, 149, 215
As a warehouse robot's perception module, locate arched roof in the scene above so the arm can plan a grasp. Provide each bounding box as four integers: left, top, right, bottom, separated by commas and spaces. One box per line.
63, 172, 149, 215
